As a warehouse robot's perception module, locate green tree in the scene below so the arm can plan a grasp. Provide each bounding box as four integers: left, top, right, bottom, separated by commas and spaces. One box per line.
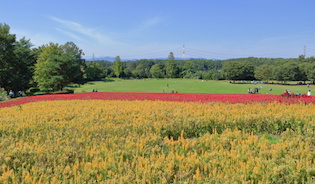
0, 23, 16, 91
34, 42, 85, 90
222, 61, 255, 81
181, 61, 194, 78
165, 55, 177, 78
93, 60, 113, 77
34, 43, 64, 90
209, 69, 224, 80
84, 61, 104, 80
62, 42, 85, 84
150, 64, 164, 78
113, 56, 123, 78
168, 52, 175, 61
254, 64, 273, 81
273, 61, 304, 83
165, 60, 178, 78
0, 24, 36, 92
300, 57, 315, 83
123, 68, 132, 78
133, 64, 146, 78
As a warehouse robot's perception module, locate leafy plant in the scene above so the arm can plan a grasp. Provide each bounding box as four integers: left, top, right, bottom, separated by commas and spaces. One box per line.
0, 88, 8, 101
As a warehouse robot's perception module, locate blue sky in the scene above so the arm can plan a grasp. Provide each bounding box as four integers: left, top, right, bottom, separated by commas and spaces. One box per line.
2, 0, 315, 60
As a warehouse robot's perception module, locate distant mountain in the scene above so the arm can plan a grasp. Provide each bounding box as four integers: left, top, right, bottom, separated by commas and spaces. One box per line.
85, 56, 218, 62
85, 56, 116, 62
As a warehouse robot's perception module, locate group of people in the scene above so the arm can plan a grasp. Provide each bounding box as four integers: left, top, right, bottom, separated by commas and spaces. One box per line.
249, 87, 312, 96
248, 88, 260, 94
9, 90, 23, 98
284, 89, 312, 96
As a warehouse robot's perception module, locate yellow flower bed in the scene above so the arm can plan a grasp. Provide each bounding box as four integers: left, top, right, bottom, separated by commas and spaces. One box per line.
0, 100, 315, 183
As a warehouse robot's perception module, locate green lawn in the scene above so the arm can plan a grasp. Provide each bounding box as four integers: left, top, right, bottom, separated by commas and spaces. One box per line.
71, 78, 312, 95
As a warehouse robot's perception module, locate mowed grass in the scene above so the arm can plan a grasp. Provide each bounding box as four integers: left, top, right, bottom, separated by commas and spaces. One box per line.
72, 78, 312, 95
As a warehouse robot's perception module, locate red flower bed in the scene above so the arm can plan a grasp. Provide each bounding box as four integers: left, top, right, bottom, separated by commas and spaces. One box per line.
0, 92, 314, 108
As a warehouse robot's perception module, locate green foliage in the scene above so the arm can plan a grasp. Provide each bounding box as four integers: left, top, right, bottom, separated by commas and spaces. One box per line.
165, 60, 178, 78
0, 88, 8, 101
113, 56, 123, 78
33, 42, 85, 91
223, 60, 255, 81
13, 37, 37, 90
168, 51, 175, 61
254, 64, 273, 81
62, 42, 85, 84
0, 24, 17, 91
150, 64, 165, 78
299, 62, 315, 82
0, 24, 36, 92
84, 61, 104, 80
132, 64, 146, 78
181, 61, 194, 78
273, 61, 304, 82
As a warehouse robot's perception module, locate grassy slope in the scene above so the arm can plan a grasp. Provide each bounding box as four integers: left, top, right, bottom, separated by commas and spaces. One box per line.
72, 78, 312, 95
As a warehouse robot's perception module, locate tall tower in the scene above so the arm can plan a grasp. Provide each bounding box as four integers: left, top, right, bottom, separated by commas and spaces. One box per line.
304, 45, 306, 57
182, 44, 186, 60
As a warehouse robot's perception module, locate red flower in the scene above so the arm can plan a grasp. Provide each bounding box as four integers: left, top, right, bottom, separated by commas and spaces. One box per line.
1, 92, 314, 108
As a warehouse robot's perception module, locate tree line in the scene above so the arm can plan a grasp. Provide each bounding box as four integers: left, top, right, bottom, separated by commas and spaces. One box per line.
88, 55, 314, 84
1, 23, 314, 95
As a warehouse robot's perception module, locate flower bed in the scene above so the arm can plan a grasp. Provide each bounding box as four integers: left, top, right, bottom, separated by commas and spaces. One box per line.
0, 92, 314, 108
1, 100, 315, 183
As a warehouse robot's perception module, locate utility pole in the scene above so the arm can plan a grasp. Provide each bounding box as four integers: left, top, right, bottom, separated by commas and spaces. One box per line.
182, 44, 186, 60
304, 45, 306, 58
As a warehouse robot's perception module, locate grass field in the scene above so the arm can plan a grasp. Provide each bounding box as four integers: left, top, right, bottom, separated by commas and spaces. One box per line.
72, 78, 312, 95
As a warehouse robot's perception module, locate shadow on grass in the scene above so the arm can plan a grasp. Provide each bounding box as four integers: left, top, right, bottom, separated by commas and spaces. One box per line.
102, 78, 115, 82
70, 79, 115, 87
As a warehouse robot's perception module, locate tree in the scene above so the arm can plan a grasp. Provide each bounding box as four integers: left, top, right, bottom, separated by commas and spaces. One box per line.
273, 61, 304, 83
254, 64, 273, 81
123, 68, 132, 78
0, 24, 36, 92
62, 42, 85, 84
84, 61, 104, 80
299, 62, 315, 83
150, 64, 164, 78
181, 61, 194, 78
0, 23, 16, 91
168, 52, 175, 61
133, 64, 146, 78
222, 61, 255, 81
165, 60, 178, 78
113, 56, 123, 78
34, 42, 85, 90
166, 52, 178, 78
209, 69, 224, 80
34, 43, 64, 90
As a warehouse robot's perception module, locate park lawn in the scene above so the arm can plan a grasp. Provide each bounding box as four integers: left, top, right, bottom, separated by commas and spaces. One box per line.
72, 78, 312, 95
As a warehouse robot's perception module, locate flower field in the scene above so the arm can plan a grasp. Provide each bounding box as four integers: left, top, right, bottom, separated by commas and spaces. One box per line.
0, 92, 314, 108
1, 93, 315, 183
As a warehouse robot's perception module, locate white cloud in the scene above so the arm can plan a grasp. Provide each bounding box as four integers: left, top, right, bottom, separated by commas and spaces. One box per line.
54, 28, 85, 42
144, 16, 163, 27
134, 16, 164, 32
49, 16, 117, 45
